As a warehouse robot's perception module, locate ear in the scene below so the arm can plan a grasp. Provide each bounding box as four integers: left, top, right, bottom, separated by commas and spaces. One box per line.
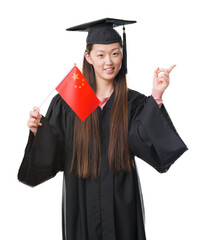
84, 51, 93, 65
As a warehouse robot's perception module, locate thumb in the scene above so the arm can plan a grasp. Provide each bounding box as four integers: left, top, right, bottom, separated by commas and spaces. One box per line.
33, 106, 41, 119
154, 67, 159, 78
33, 106, 40, 113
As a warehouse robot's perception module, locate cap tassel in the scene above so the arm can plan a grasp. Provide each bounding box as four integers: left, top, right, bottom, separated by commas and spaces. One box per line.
122, 25, 127, 74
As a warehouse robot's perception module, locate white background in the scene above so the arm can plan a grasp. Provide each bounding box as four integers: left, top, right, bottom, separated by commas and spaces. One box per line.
0, 0, 205, 239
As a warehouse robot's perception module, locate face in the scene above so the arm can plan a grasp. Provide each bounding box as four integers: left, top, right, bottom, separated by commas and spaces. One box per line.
85, 42, 123, 83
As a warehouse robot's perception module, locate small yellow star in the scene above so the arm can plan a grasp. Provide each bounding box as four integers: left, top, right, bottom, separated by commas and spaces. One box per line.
72, 73, 79, 81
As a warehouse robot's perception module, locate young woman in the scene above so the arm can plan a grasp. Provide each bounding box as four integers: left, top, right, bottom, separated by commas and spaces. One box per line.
18, 18, 188, 240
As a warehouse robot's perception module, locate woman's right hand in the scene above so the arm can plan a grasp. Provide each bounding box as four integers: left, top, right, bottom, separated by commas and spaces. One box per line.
27, 106, 42, 135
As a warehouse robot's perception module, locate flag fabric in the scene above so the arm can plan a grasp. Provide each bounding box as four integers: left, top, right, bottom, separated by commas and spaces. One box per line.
56, 65, 101, 121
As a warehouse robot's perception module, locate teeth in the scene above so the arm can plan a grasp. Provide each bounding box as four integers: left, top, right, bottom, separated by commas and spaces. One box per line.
105, 68, 113, 70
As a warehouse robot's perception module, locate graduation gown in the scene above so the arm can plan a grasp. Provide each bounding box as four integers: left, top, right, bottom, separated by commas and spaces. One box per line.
18, 88, 188, 240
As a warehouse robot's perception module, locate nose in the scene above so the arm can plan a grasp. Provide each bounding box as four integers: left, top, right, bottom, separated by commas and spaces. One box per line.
105, 55, 113, 65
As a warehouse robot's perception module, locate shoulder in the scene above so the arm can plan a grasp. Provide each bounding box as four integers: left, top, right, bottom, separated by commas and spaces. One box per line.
50, 94, 72, 112
127, 88, 150, 120
46, 94, 74, 118
128, 88, 148, 105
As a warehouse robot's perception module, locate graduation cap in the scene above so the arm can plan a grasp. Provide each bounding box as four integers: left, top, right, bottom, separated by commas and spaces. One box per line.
66, 18, 137, 74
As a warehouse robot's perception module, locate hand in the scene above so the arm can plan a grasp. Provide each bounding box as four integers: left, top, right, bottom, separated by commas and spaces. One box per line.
153, 64, 176, 92
27, 106, 42, 136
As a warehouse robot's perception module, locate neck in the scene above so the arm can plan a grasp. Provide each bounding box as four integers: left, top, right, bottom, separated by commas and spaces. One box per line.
95, 77, 114, 98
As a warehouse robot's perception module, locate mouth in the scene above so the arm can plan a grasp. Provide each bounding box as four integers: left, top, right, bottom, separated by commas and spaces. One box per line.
104, 67, 115, 74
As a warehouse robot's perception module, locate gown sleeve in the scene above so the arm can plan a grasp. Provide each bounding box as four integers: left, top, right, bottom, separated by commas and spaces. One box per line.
17, 94, 66, 187
129, 94, 188, 173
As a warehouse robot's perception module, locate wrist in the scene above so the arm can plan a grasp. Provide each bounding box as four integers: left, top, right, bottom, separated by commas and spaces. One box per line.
152, 88, 164, 100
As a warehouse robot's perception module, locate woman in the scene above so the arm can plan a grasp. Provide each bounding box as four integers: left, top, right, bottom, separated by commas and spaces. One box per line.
18, 18, 188, 240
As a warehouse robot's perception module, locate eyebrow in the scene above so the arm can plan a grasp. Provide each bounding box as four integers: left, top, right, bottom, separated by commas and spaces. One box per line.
95, 48, 121, 53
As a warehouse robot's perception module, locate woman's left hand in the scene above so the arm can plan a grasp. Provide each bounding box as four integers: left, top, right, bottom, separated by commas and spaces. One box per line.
153, 64, 176, 92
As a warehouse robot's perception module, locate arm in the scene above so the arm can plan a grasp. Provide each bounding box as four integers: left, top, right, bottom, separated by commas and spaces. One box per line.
129, 65, 188, 172
18, 94, 66, 187
152, 88, 163, 108
129, 94, 188, 173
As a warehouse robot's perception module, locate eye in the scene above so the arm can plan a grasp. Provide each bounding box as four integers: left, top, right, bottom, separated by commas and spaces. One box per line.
98, 54, 104, 58
113, 52, 119, 56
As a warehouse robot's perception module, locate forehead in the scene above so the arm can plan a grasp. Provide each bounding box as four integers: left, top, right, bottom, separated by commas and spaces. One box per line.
92, 42, 121, 52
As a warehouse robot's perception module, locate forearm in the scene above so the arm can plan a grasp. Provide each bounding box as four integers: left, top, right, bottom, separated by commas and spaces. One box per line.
152, 88, 164, 108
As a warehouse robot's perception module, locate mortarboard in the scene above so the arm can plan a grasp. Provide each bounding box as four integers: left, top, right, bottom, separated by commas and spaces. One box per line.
66, 18, 136, 74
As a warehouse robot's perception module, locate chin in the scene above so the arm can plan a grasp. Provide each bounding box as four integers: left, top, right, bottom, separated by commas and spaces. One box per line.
104, 71, 119, 80
103, 75, 116, 82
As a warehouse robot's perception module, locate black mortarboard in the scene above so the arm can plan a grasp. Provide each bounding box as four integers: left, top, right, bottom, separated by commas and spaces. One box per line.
66, 18, 136, 74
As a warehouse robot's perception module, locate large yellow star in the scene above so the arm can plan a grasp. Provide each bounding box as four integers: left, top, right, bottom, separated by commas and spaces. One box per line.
72, 73, 79, 81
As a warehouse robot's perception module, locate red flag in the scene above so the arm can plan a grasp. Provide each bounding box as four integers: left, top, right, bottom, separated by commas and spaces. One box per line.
56, 66, 101, 121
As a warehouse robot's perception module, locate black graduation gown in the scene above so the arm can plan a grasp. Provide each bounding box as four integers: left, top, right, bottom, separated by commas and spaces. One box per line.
18, 88, 188, 240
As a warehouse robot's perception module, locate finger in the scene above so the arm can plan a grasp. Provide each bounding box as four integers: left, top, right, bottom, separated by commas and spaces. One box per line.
37, 114, 42, 120
157, 77, 165, 82
28, 118, 38, 125
168, 64, 176, 73
30, 110, 42, 119
154, 67, 159, 78
31, 129, 37, 135
28, 120, 42, 128
157, 77, 170, 85
157, 68, 169, 74
28, 122, 38, 128
33, 106, 40, 113
158, 75, 168, 81
30, 111, 39, 118
27, 119, 38, 129
36, 115, 42, 123
29, 117, 42, 125
32, 118, 38, 124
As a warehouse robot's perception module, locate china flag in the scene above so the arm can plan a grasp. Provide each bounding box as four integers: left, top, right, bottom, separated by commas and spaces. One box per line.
56, 66, 101, 121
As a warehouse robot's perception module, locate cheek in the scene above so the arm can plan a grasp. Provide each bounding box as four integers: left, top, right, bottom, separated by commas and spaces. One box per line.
93, 60, 104, 71
115, 57, 123, 69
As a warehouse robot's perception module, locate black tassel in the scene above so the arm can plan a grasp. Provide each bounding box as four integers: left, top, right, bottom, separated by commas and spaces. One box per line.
122, 25, 127, 74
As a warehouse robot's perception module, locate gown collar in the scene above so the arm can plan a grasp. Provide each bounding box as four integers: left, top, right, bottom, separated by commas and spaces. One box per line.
97, 89, 115, 113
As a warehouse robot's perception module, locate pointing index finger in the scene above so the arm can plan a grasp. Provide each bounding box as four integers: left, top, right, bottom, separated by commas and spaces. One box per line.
168, 64, 176, 73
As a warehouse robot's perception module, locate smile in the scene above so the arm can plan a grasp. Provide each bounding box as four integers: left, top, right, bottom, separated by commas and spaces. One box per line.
104, 67, 115, 73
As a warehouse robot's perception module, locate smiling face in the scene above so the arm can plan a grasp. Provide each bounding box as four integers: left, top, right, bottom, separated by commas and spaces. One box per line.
85, 42, 123, 84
